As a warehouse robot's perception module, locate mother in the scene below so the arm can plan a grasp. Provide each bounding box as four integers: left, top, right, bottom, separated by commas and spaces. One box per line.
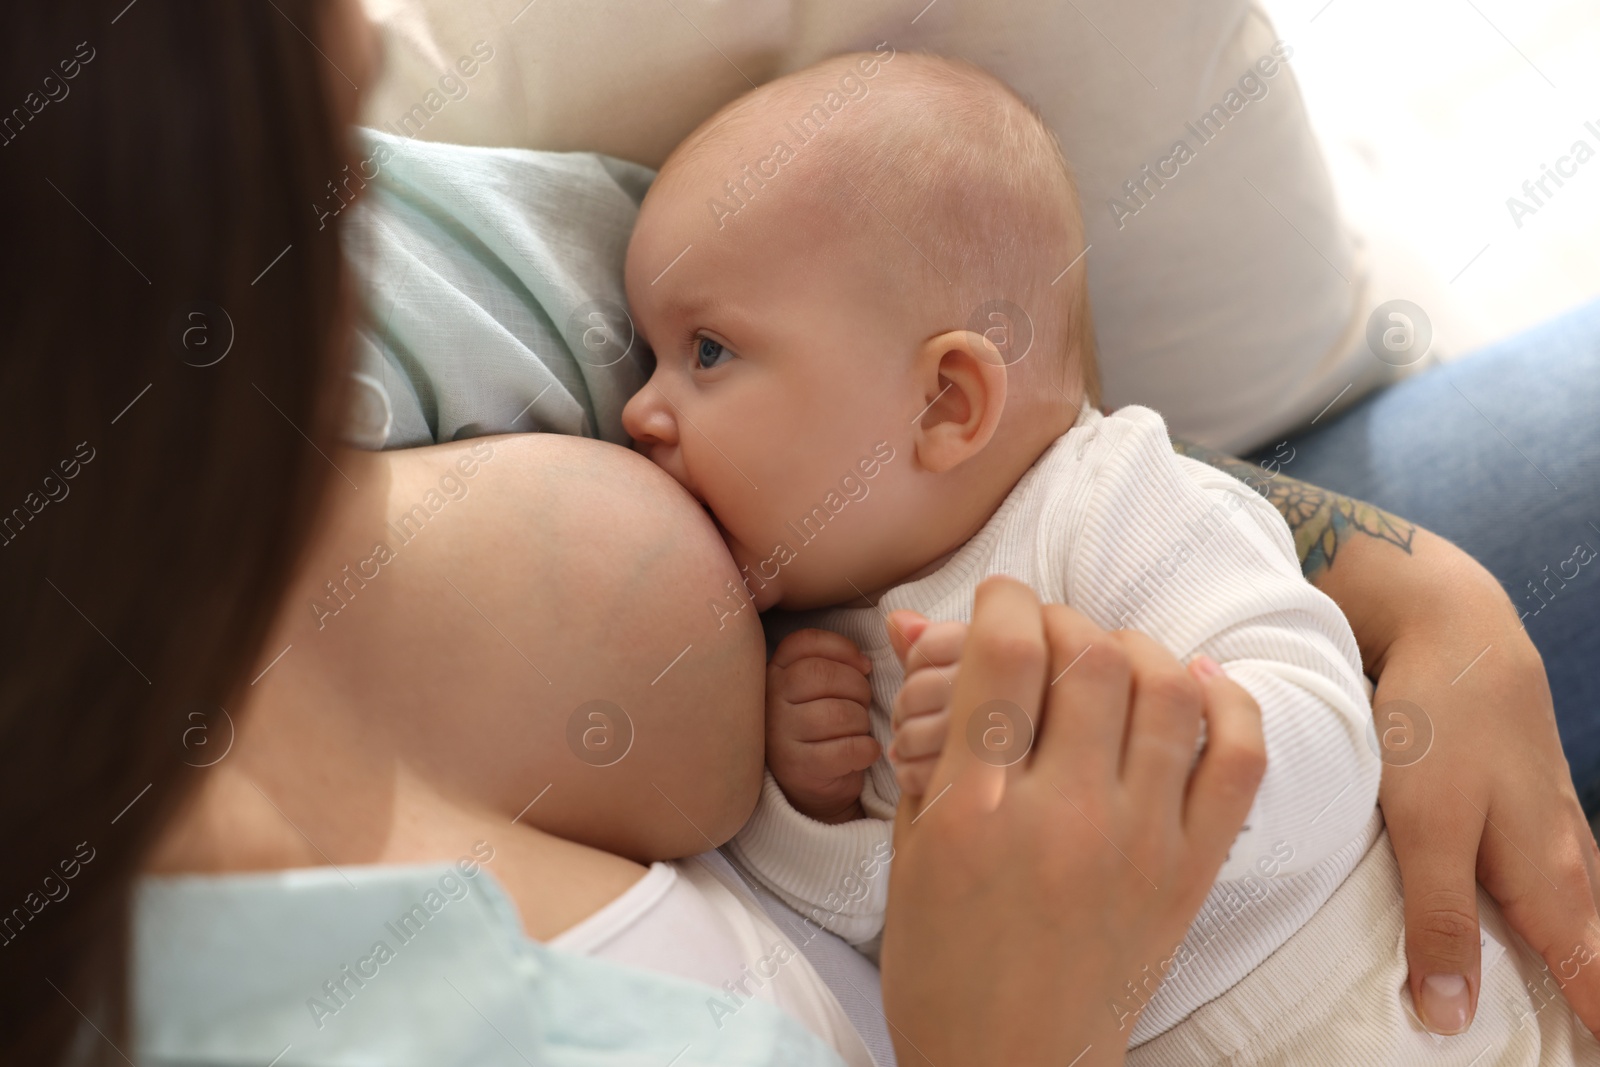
1, 1, 1597, 1064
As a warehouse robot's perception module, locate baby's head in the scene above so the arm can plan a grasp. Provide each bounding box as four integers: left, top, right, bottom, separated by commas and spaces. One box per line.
622, 51, 1096, 612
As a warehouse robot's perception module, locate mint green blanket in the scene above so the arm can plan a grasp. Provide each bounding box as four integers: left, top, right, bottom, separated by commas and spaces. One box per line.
344, 128, 653, 449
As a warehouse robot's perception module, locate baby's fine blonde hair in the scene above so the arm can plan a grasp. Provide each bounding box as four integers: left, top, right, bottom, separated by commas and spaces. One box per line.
666, 51, 1100, 409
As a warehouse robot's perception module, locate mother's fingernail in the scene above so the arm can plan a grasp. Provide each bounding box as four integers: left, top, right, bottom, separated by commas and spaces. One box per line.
1190, 655, 1223, 678
1419, 974, 1471, 1035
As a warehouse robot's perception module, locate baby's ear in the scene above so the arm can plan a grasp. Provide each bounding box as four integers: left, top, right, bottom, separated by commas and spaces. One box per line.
910, 330, 1008, 474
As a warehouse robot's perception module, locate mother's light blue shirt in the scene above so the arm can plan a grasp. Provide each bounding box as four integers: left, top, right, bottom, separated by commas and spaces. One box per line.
135, 862, 846, 1066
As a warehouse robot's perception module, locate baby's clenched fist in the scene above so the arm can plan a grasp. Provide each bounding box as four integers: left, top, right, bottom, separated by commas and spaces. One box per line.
766, 628, 879, 824
887, 613, 968, 799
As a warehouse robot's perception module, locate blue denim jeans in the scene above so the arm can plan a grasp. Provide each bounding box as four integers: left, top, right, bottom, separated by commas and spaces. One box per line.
1263, 299, 1600, 813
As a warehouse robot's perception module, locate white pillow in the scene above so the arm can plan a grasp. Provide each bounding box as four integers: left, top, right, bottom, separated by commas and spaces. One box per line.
359, 0, 1385, 453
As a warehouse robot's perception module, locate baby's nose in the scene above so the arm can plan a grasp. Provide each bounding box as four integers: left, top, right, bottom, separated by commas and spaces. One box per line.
620, 382, 679, 451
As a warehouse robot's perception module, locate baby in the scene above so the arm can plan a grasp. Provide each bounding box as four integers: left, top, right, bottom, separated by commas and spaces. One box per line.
619, 52, 1593, 1061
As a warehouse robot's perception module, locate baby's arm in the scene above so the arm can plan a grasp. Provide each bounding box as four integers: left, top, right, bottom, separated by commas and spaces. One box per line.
886, 578, 1375, 880
1164, 473, 1380, 880
1064, 408, 1380, 879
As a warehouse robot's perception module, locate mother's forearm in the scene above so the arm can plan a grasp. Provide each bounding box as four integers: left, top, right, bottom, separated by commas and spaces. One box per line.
1171, 440, 1502, 674
1170, 441, 1415, 582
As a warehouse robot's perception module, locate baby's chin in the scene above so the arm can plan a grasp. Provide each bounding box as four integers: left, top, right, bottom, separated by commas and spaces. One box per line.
709, 519, 786, 613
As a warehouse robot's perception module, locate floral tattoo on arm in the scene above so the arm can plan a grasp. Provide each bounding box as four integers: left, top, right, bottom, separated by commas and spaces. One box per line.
1172, 439, 1416, 583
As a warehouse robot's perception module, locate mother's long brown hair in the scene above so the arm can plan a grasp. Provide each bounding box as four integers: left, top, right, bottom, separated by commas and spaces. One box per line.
0, 1, 350, 1060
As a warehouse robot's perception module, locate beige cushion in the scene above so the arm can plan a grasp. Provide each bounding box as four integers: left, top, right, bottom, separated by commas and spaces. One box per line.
360, 0, 1384, 452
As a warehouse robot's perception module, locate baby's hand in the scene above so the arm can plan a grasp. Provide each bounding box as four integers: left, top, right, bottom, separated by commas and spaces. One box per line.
766, 629, 880, 824
887, 611, 968, 799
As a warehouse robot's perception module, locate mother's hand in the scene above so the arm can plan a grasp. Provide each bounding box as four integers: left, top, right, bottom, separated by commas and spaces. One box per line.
1372, 570, 1600, 1037
878, 578, 1266, 1067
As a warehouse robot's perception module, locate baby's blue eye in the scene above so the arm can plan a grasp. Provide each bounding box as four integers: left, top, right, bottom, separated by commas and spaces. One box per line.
696, 336, 732, 370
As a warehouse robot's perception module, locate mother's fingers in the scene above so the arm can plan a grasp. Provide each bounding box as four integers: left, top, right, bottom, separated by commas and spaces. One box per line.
1179, 658, 1265, 892
1383, 786, 1484, 1035
1477, 798, 1600, 1038
1114, 629, 1204, 817
1030, 604, 1127, 786
1571, 828, 1600, 1036
920, 577, 1046, 815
